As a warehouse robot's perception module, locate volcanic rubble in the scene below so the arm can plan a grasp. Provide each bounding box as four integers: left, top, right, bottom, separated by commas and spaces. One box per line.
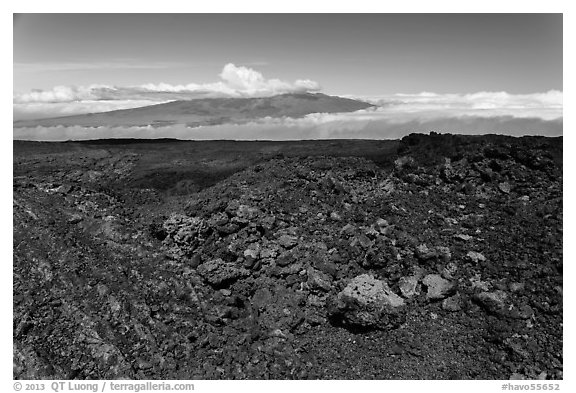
13, 134, 562, 379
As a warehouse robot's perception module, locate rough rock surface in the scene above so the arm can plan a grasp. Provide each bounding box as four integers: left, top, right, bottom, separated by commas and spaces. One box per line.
423, 274, 456, 300
329, 274, 404, 329
13, 135, 562, 379
196, 258, 250, 288
467, 251, 487, 264
398, 275, 420, 298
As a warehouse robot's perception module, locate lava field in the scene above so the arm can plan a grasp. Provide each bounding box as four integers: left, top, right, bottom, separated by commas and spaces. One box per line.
13, 133, 562, 379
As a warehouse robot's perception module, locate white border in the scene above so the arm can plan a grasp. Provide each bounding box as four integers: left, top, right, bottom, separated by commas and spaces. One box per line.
4, 3, 571, 392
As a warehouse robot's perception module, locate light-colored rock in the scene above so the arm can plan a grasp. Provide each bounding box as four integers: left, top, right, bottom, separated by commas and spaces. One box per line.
330, 274, 404, 329
380, 179, 395, 194
376, 218, 389, 228
220, 289, 232, 297
474, 290, 508, 315
398, 276, 419, 298
307, 294, 327, 307
236, 205, 261, 220
243, 243, 261, 259
278, 235, 298, 249
537, 371, 548, 380
341, 274, 404, 308
422, 274, 456, 300
341, 223, 356, 235
364, 226, 380, 239
260, 245, 280, 259
416, 244, 436, 260
394, 156, 416, 171
442, 294, 462, 312
68, 213, 83, 224
467, 251, 486, 263
269, 329, 287, 339
499, 182, 511, 194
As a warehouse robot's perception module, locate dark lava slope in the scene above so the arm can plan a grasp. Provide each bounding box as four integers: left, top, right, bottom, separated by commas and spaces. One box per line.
13, 134, 562, 379
13, 93, 373, 128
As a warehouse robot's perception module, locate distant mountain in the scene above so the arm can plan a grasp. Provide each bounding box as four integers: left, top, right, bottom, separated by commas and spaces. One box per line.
14, 93, 374, 128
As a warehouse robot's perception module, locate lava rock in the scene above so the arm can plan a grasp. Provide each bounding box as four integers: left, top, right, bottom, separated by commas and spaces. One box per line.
398, 275, 420, 298
442, 294, 463, 312
278, 235, 298, 249
307, 268, 332, 292
313, 259, 338, 277
473, 290, 508, 315
276, 251, 296, 267
509, 282, 525, 293
394, 156, 416, 172
243, 244, 261, 260
196, 258, 250, 288
329, 212, 342, 221
251, 288, 272, 310
352, 234, 372, 249
498, 182, 511, 194
422, 274, 456, 300
509, 304, 535, 320
415, 244, 437, 261
436, 246, 452, 262
68, 214, 83, 224
466, 251, 486, 264
236, 205, 261, 220
328, 274, 404, 330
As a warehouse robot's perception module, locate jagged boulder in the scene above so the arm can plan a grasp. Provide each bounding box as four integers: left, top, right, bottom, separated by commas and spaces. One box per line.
422, 274, 456, 300
328, 274, 405, 330
196, 258, 250, 288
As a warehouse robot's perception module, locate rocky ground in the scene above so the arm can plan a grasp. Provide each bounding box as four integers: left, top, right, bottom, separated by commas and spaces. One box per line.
13, 133, 562, 379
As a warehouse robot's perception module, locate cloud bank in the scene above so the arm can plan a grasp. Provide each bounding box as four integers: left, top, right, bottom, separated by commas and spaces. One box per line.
13, 113, 562, 142
357, 90, 562, 121
13, 63, 321, 120
13, 62, 562, 140
140, 64, 320, 97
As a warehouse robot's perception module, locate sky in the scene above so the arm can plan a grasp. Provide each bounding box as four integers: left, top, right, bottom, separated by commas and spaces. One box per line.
12, 13, 563, 139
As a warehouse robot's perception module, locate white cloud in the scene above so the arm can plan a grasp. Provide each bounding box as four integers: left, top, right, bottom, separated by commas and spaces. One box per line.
13, 88, 564, 139
13, 63, 321, 107
13, 115, 562, 142
13, 100, 168, 121
355, 90, 562, 121
139, 63, 320, 97
218, 63, 320, 96
13, 85, 112, 104
12, 61, 563, 139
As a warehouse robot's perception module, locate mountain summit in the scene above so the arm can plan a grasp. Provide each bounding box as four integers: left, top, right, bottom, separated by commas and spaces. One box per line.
14, 93, 374, 128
